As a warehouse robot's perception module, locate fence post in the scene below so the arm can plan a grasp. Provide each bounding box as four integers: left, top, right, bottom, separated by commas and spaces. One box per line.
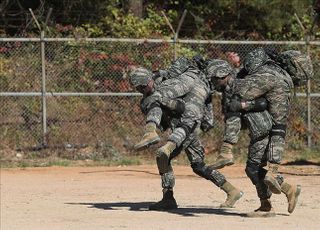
294, 12, 313, 148
306, 38, 312, 148
40, 30, 48, 147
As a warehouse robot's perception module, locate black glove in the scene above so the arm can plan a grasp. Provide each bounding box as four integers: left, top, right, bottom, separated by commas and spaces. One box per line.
200, 121, 214, 132
152, 70, 161, 80
236, 67, 248, 79
162, 98, 185, 114
229, 97, 242, 112
244, 97, 268, 112
192, 54, 207, 71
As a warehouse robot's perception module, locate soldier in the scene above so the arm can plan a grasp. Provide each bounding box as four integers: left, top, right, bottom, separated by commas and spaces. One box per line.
205, 58, 301, 217
129, 65, 243, 211
211, 48, 294, 193
133, 56, 214, 151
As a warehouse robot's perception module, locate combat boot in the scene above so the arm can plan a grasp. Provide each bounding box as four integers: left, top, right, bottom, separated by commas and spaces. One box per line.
134, 122, 160, 151
210, 142, 234, 170
156, 141, 176, 174
220, 181, 244, 208
149, 189, 178, 211
264, 163, 281, 194
281, 182, 301, 213
246, 199, 276, 218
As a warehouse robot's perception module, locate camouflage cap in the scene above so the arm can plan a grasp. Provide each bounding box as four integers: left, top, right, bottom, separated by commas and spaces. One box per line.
129, 67, 153, 87
205, 59, 234, 78
243, 47, 270, 74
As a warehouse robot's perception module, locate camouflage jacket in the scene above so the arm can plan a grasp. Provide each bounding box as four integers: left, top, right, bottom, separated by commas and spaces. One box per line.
222, 76, 273, 143
140, 67, 212, 146
233, 62, 293, 127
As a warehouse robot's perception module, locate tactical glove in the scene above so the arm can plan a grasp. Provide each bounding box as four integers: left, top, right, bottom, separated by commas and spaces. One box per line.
161, 98, 185, 114
243, 97, 268, 112
200, 120, 214, 132
152, 70, 161, 80
229, 97, 268, 112
229, 97, 242, 112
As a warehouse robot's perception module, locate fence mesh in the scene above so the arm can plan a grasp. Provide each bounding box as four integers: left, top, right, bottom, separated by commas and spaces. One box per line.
1, 39, 319, 158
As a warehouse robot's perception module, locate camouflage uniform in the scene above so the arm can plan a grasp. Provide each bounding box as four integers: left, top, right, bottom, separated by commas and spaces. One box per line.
130, 63, 243, 210
216, 64, 274, 201
234, 48, 294, 164
140, 67, 227, 189
212, 51, 301, 214
155, 56, 215, 132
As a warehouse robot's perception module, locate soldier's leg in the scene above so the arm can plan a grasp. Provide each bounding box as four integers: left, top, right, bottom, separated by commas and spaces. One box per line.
134, 106, 162, 150
280, 180, 301, 213
211, 116, 241, 169
149, 162, 178, 210
156, 125, 188, 174
186, 138, 243, 208
264, 90, 290, 192
245, 136, 275, 217
272, 167, 301, 214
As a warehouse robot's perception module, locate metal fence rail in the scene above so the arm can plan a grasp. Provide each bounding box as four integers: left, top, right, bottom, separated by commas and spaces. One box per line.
0, 38, 319, 156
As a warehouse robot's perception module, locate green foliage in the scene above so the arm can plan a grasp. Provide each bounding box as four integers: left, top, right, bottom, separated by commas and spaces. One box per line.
98, 5, 176, 38
2, 0, 318, 40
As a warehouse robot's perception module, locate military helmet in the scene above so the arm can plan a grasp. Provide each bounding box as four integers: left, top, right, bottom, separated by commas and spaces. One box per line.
205, 59, 234, 79
243, 47, 270, 74
129, 67, 153, 87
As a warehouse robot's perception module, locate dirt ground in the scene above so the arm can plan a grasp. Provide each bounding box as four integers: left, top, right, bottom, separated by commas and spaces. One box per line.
1, 164, 320, 230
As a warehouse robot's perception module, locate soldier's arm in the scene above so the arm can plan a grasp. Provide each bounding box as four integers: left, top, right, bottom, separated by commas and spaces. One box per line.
233, 74, 275, 100
201, 96, 214, 132
144, 73, 195, 112
223, 113, 242, 145
140, 97, 163, 127
228, 96, 268, 112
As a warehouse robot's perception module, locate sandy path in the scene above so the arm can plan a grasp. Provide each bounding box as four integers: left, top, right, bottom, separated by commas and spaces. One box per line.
1, 165, 320, 230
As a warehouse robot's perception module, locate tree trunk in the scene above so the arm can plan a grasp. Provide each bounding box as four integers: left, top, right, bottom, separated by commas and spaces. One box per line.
128, 0, 143, 18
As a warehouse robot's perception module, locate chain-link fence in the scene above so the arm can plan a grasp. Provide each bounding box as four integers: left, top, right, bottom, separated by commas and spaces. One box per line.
1, 38, 320, 158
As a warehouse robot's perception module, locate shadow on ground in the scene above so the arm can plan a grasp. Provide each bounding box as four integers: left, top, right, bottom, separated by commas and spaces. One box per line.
282, 160, 320, 166
66, 201, 247, 217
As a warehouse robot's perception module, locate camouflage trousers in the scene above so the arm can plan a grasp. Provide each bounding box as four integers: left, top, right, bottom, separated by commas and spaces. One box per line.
244, 111, 283, 199
245, 135, 284, 200
161, 135, 226, 189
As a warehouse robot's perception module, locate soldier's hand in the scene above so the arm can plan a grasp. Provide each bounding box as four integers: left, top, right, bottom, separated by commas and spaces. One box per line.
161, 98, 185, 114
200, 120, 214, 132
243, 97, 268, 112
229, 98, 242, 112
142, 94, 161, 111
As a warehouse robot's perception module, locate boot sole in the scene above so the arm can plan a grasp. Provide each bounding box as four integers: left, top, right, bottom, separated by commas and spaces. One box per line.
288, 185, 301, 214
210, 159, 234, 170
134, 137, 161, 151
156, 151, 169, 174
264, 176, 281, 194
